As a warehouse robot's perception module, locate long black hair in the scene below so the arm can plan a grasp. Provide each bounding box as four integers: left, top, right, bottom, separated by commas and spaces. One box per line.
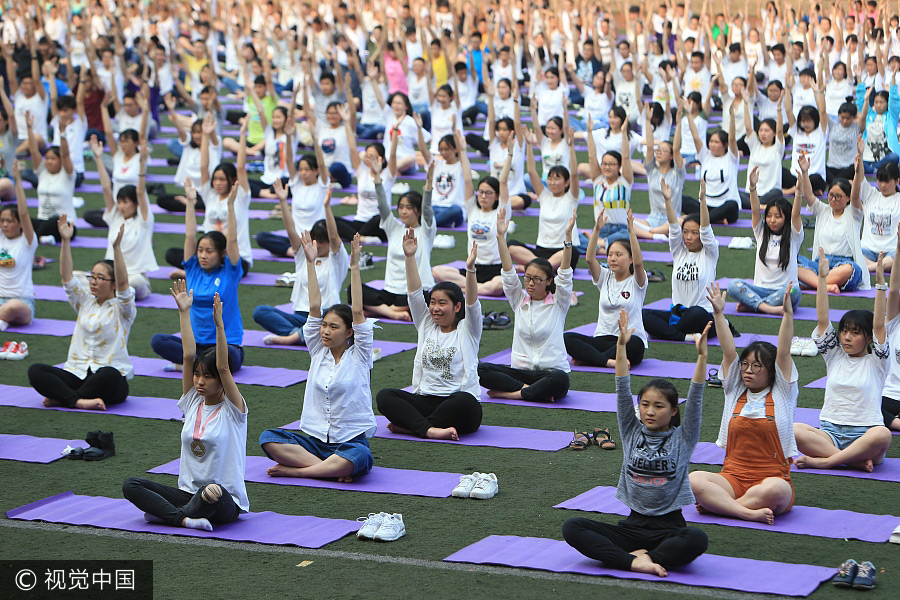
323, 303, 355, 346
638, 379, 680, 427
758, 198, 793, 271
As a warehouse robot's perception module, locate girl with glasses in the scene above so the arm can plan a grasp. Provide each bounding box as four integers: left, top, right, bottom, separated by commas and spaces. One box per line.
689, 282, 798, 524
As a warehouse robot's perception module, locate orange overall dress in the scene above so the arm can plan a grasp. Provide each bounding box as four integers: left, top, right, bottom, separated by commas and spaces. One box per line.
720, 390, 795, 510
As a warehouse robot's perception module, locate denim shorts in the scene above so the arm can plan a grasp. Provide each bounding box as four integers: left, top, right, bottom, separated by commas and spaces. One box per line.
259, 428, 373, 476
862, 247, 896, 262
797, 254, 864, 292
0, 296, 35, 318
820, 420, 877, 451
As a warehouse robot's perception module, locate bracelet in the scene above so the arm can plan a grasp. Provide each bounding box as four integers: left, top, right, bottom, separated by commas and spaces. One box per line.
749, 187, 757, 192
876, 283, 889, 291
465, 267, 476, 273
564, 241, 573, 248
138, 172, 147, 177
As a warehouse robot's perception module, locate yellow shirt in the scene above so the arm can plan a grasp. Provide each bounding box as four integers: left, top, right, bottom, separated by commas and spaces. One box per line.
432, 55, 448, 88
183, 55, 208, 92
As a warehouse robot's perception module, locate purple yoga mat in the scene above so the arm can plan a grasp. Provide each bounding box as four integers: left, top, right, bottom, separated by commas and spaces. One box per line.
147, 268, 281, 287
34, 285, 176, 309
68, 235, 109, 249
252, 248, 294, 263
83, 171, 172, 183
129, 357, 308, 387
241, 330, 416, 357
7, 491, 358, 549
478, 388, 683, 411
281, 415, 571, 451
272, 302, 414, 326
692, 442, 900, 482
794, 406, 900, 436
715, 277, 878, 299
443, 535, 833, 597
643, 297, 848, 322
555, 486, 900, 543
0, 434, 88, 463
6, 318, 75, 336
148, 203, 273, 220
564, 323, 780, 348
150, 456, 462, 498
480, 349, 699, 379
73, 219, 190, 236
0, 384, 183, 420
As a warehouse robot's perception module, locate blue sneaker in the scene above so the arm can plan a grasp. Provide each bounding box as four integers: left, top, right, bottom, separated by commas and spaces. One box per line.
853, 561, 876, 590
832, 559, 858, 588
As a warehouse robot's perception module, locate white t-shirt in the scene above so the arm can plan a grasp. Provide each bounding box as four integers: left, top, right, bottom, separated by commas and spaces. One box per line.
489, 139, 526, 196
791, 85, 817, 117
536, 86, 568, 126
261, 127, 294, 184
0, 232, 37, 299
430, 103, 462, 153
288, 177, 328, 233
814, 323, 889, 427
14, 90, 48, 141
539, 137, 569, 180
698, 148, 740, 207
680, 114, 708, 156
788, 124, 827, 179
592, 265, 649, 347
670, 223, 718, 310
406, 74, 429, 108
859, 184, 900, 254
881, 315, 900, 400
827, 122, 860, 169
111, 150, 141, 199
385, 113, 422, 161
591, 129, 643, 160
752, 218, 803, 290
290, 244, 350, 312
466, 195, 509, 265
36, 165, 76, 221
199, 183, 253, 266
432, 160, 466, 210
174, 139, 219, 188
177, 389, 249, 512
381, 191, 436, 294
824, 78, 854, 117
50, 115, 88, 174
103, 207, 159, 274
355, 165, 396, 223
317, 123, 351, 169
536, 190, 578, 248
682, 67, 712, 98
483, 95, 517, 139
361, 80, 389, 125
746, 135, 785, 195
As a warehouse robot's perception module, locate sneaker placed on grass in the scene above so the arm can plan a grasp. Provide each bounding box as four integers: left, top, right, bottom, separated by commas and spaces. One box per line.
360, 236, 383, 246
790, 337, 803, 356
330, 182, 344, 191
852, 561, 876, 590
372, 347, 383, 362
373, 513, 406, 541
0, 340, 15, 359
469, 473, 499, 499
433, 234, 456, 249
356, 512, 389, 539
72, 196, 85, 209
451, 472, 482, 498
5, 341, 27, 360
39, 235, 57, 245
275, 272, 295, 287
359, 251, 375, 270
391, 181, 411, 195
832, 559, 858, 588
800, 339, 819, 357
163, 363, 182, 372
891, 524, 900, 544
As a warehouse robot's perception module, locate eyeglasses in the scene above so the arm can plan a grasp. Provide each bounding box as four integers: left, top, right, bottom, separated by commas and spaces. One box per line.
87, 274, 112, 282
523, 275, 547, 284
739, 361, 764, 373
477, 189, 496, 196
828, 193, 847, 200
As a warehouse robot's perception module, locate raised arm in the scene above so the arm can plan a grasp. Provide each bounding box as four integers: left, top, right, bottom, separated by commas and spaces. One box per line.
90, 135, 115, 213
403, 228, 423, 293
627, 209, 646, 286
301, 230, 323, 317
888, 224, 900, 321
748, 165, 762, 228
586, 114, 602, 179
236, 117, 249, 192
349, 234, 364, 325
524, 126, 545, 195
110, 224, 129, 293
273, 179, 301, 251
11, 162, 34, 244
586, 209, 609, 281
873, 252, 888, 343
727, 102, 739, 157
707, 282, 737, 376
815, 247, 831, 336
323, 186, 342, 254
172, 279, 196, 395
615, 309, 634, 376
25, 112, 43, 170
455, 129, 475, 202
621, 122, 633, 185
464, 240, 478, 306
183, 178, 199, 264
212, 293, 245, 411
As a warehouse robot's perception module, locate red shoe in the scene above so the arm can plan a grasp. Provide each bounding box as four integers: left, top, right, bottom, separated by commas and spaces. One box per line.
5, 341, 28, 360
0, 340, 15, 359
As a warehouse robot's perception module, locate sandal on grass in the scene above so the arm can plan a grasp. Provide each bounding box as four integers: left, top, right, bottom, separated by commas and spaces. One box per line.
568, 431, 592, 450
490, 311, 512, 330
593, 428, 617, 450
646, 269, 666, 282
707, 368, 722, 388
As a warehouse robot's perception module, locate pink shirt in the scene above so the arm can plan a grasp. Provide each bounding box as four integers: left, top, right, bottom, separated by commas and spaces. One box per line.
384, 55, 409, 95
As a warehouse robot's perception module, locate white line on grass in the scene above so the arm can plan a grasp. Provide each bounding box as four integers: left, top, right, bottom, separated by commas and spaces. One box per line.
0, 520, 796, 600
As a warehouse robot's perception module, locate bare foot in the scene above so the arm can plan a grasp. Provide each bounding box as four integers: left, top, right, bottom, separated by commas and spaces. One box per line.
426, 426, 459, 441
793, 455, 810, 469
74, 398, 107, 411
736, 303, 753, 313
827, 284, 841, 294
337, 475, 354, 483
390, 309, 412, 321
42, 397, 63, 407
386, 423, 414, 435
745, 507, 775, 524
604, 358, 629, 369
695, 503, 711, 515
286, 247, 295, 258
340, 195, 359, 205
265, 332, 302, 345
846, 458, 875, 472
630, 551, 667, 577
572, 359, 588, 366
169, 268, 186, 280
570, 291, 579, 306
266, 464, 305, 478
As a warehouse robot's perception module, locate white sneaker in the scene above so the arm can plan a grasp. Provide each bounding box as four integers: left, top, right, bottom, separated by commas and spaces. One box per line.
470, 473, 499, 499
0, 340, 14, 359
372, 347, 383, 362
890, 524, 900, 544
356, 512, 389, 539
433, 234, 456, 249
360, 236, 383, 246
801, 338, 819, 357
470, 169, 479, 181
451, 472, 481, 498
331, 182, 344, 191
275, 272, 295, 287
373, 513, 406, 541
5, 341, 28, 360
391, 181, 411, 195
507, 220, 517, 234
39, 235, 56, 245
790, 336, 803, 356
72, 196, 85, 209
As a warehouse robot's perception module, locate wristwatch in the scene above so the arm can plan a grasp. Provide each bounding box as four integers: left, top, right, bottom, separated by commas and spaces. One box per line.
564, 241, 573, 248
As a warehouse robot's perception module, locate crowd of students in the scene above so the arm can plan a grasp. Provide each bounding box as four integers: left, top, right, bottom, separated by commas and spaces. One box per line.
1, 0, 900, 579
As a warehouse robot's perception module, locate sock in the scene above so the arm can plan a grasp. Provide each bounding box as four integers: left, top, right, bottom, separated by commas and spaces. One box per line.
183, 517, 213, 531
143, 512, 165, 524
652, 233, 668, 241
0, 320, 8, 331
684, 334, 697, 342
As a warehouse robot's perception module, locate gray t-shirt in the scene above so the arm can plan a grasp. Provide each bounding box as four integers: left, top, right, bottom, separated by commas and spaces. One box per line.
615, 375, 704, 516
0, 128, 16, 177
827, 122, 860, 169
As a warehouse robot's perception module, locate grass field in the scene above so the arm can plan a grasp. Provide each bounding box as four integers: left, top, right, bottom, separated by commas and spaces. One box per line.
1, 107, 898, 600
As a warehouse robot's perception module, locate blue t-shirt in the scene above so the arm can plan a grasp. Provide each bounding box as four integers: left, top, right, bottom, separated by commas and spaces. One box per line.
184, 255, 243, 346
42, 78, 71, 100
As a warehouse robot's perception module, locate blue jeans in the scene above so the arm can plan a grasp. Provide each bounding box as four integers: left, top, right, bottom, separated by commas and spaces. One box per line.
329, 162, 353, 188
221, 77, 242, 95
726, 280, 801, 312
864, 152, 900, 174
167, 138, 183, 159
863, 247, 897, 262
433, 205, 464, 228
797, 254, 864, 292
356, 123, 385, 140
253, 306, 308, 339
599, 223, 629, 248
411, 105, 431, 131
150, 334, 245, 371
259, 429, 373, 476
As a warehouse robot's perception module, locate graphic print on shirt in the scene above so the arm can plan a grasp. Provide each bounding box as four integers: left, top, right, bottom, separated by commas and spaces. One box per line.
422, 338, 458, 380
675, 261, 699, 282
470, 219, 494, 241
870, 212, 892, 237
627, 435, 677, 486
321, 137, 336, 155
0, 247, 14, 268
436, 172, 455, 202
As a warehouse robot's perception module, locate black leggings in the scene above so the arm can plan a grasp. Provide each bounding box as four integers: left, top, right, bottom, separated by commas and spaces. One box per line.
336, 215, 387, 242
32, 218, 77, 242
465, 133, 490, 156
27, 364, 128, 408
157, 193, 206, 213
782, 168, 825, 194
82, 209, 107, 228
563, 333, 645, 367
248, 176, 290, 199
122, 477, 241, 527
164, 248, 250, 276
375, 389, 482, 438
477, 363, 570, 402
739, 188, 783, 210
562, 511, 708, 571
642, 307, 716, 341
882, 396, 900, 429
827, 165, 856, 184
682, 197, 739, 224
